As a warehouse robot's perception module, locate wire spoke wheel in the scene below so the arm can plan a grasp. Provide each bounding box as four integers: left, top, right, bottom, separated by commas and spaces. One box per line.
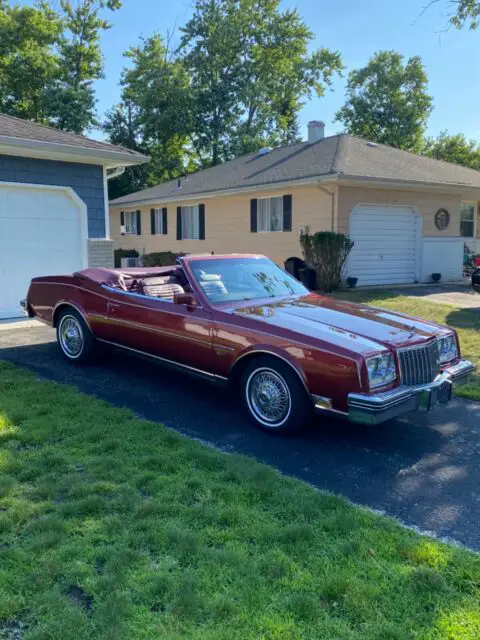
246, 367, 292, 427
59, 315, 84, 358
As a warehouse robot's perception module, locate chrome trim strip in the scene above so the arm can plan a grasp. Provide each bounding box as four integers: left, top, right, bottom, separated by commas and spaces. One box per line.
97, 338, 228, 383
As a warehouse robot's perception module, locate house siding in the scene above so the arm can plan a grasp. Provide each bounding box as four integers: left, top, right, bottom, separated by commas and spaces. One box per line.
109, 185, 335, 265
336, 186, 462, 238
0, 154, 106, 238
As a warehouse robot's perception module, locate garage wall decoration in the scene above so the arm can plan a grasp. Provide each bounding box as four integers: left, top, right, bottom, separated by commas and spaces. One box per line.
435, 208, 450, 231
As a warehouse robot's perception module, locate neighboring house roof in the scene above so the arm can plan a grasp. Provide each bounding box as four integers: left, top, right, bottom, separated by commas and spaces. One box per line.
110, 133, 480, 207
0, 113, 147, 167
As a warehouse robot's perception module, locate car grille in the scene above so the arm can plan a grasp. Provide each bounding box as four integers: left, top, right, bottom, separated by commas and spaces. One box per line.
398, 340, 440, 386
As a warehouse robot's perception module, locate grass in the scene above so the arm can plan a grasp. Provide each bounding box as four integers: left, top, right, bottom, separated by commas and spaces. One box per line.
0, 363, 479, 638
336, 290, 480, 402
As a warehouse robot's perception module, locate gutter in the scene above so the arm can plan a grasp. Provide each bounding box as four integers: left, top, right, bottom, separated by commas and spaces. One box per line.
109, 175, 338, 208
0, 134, 149, 167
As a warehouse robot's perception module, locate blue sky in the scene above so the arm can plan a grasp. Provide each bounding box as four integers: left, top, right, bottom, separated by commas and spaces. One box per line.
93, 0, 480, 141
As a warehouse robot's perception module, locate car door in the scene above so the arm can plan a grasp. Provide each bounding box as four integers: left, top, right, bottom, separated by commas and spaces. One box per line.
104, 287, 214, 373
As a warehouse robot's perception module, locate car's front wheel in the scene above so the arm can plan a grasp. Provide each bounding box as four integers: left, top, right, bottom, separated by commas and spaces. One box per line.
240, 356, 312, 434
56, 308, 96, 364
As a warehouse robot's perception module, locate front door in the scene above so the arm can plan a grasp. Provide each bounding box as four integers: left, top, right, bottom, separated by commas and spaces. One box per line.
105, 289, 213, 373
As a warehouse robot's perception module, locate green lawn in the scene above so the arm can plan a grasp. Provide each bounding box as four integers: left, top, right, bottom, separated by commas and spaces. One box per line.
336, 290, 480, 402
0, 362, 480, 639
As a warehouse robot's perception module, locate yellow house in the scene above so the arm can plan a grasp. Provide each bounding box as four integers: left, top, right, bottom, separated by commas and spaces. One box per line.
109, 122, 480, 286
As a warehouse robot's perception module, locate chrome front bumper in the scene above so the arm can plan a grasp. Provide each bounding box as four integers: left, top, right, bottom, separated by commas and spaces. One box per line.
348, 359, 476, 425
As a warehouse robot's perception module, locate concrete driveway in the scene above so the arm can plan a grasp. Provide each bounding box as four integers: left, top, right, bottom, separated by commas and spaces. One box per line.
1, 322, 480, 550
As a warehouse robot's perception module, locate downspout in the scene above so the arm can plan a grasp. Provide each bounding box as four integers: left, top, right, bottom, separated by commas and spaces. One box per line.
316, 182, 336, 232
106, 166, 126, 180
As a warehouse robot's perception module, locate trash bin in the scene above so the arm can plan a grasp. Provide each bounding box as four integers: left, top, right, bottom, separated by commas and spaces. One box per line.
284, 256, 306, 280
299, 267, 317, 290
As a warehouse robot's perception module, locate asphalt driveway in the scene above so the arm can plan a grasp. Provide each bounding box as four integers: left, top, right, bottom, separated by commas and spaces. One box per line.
1, 322, 480, 550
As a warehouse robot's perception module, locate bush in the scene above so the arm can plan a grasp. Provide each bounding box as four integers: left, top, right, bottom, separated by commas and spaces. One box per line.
114, 248, 139, 268
300, 231, 354, 293
143, 251, 186, 267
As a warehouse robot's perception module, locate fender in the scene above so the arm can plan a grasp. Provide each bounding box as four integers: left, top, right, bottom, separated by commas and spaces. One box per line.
230, 344, 309, 394
52, 299, 94, 335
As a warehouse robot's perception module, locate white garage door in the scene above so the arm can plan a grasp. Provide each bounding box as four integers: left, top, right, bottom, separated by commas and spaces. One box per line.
0, 184, 86, 319
348, 205, 420, 286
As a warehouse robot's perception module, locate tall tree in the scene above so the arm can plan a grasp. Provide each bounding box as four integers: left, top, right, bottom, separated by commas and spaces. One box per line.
335, 51, 432, 152
0, 0, 120, 132
104, 35, 196, 198
0, 1, 62, 122
180, 0, 343, 164
423, 131, 480, 169
48, 0, 121, 133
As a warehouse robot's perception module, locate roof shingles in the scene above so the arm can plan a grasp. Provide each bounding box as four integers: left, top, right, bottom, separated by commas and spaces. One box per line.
110, 133, 480, 206
0, 113, 140, 156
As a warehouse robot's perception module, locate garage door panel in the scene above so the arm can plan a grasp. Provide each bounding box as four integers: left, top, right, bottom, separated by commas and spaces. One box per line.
348, 205, 419, 286
0, 185, 85, 319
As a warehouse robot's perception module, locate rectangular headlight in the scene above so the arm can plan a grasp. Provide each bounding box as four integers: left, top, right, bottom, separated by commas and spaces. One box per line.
437, 334, 458, 364
367, 353, 397, 389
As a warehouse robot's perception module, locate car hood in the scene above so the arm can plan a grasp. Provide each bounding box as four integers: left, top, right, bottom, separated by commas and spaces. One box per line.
226, 293, 448, 356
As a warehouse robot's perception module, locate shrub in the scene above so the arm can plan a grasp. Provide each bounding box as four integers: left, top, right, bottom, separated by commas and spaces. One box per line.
143, 251, 186, 267
300, 231, 354, 293
114, 248, 139, 268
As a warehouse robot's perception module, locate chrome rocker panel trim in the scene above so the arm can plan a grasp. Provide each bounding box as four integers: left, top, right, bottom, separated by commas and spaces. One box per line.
347, 359, 475, 425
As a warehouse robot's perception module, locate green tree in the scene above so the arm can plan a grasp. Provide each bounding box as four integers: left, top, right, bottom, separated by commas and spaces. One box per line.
104, 35, 196, 198
0, 0, 119, 133
0, 1, 62, 122
335, 51, 432, 152
449, 1, 480, 29
47, 0, 121, 133
423, 131, 480, 169
180, 0, 343, 164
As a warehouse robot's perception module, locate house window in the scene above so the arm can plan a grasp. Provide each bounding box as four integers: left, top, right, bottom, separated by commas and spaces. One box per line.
258, 196, 283, 232
250, 195, 292, 233
176, 204, 205, 240
151, 207, 167, 235
121, 210, 141, 235
182, 205, 200, 239
460, 202, 476, 238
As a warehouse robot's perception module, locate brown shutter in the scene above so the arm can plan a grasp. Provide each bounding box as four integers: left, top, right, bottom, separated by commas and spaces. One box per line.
177, 206, 182, 240
250, 199, 257, 233
283, 195, 292, 232
199, 204, 205, 240
150, 208, 156, 235
136, 210, 141, 235
120, 211, 125, 235
162, 207, 168, 235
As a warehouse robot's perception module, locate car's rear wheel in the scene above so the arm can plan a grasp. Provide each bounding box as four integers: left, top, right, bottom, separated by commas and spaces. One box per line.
56, 308, 96, 364
240, 356, 312, 434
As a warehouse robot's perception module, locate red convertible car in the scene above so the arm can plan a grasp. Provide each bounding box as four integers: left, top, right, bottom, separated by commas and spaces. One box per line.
23, 254, 474, 433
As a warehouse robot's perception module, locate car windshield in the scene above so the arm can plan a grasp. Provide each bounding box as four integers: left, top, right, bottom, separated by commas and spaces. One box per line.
189, 257, 308, 303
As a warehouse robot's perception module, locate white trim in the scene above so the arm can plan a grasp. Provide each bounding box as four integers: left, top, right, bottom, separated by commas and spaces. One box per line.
0, 136, 148, 168
0, 181, 88, 269
103, 167, 110, 240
